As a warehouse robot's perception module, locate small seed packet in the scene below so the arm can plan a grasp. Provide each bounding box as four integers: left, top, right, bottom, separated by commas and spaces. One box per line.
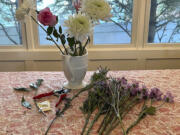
37, 101, 51, 112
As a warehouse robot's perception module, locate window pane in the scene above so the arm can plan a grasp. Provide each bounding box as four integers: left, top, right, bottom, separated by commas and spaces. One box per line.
38, 0, 133, 45
0, 0, 22, 45
148, 0, 180, 43
37, 0, 75, 45
94, 0, 133, 45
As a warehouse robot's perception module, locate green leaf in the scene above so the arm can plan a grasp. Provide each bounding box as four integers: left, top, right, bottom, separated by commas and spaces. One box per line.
29, 79, 43, 89
21, 96, 32, 109
46, 37, 52, 41
14, 87, 30, 91
56, 16, 58, 23
67, 37, 75, 46
60, 34, 66, 45
47, 27, 53, 35
67, 37, 75, 51
53, 29, 59, 38
36, 79, 44, 87
56, 108, 61, 116
29, 83, 38, 89
59, 26, 62, 34
145, 106, 156, 115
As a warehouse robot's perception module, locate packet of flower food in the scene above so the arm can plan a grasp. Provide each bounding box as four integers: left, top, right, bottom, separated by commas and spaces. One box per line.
37, 101, 51, 112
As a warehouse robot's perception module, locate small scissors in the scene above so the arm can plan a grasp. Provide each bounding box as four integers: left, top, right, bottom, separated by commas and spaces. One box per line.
33, 88, 71, 107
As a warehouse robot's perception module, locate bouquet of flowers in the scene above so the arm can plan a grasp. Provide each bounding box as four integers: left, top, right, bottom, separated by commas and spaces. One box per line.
79, 67, 174, 135
15, 0, 112, 56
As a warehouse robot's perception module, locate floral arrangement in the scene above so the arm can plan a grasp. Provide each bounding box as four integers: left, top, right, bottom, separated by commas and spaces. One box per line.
15, 0, 112, 56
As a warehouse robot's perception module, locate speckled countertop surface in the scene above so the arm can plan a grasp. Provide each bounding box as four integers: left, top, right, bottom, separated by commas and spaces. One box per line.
0, 70, 180, 135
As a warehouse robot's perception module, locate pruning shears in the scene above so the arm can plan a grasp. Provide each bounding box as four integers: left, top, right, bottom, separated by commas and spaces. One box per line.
33, 88, 71, 107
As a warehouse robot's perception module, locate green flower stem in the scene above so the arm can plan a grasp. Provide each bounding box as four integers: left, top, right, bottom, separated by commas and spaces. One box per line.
82, 37, 90, 55
119, 92, 131, 107
125, 100, 148, 134
99, 110, 114, 135
104, 111, 128, 135
45, 115, 58, 135
125, 111, 145, 134
97, 109, 110, 133
31, 16, 65, 55
63, 44, 68, 55
58, 34, 68, 55
106, 118, 119, 135
81, 112, 92, 135
104, 105, 129, 135
79, 42, 83, 56
105, 98, 139, 135
71, 83, 94, 101
45, 101, 71, 135
151, 99, 154, 106
86, 108, 102, 135
104, 114, 118, 135
71, 78, 107, 101
117, 115, 126, 135
61, 41, 68, 55
142, 100, 147, 109
73, 42, 78, 56
157, 102, 166, 109
121, 99, 138, 118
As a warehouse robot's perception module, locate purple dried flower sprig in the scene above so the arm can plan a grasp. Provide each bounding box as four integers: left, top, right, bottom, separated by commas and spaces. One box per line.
141, 85, 149, 99
149, 88, 163, 101
111, 77, 174, 104
129, 81, 141, 97
117, 77, 128, 85
163, 92, 174, 103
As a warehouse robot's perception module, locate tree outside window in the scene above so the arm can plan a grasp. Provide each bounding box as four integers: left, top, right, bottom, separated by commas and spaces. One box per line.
148, 0, 180, 43
38, 0, 134, 45
0, 0, 22, 45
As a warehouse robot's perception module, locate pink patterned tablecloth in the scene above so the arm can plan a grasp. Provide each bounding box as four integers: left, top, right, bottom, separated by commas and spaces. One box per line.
0, 70, 180, 135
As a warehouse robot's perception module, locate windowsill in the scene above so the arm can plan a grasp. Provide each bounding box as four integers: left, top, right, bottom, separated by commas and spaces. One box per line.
0, 46, 180, 61
1, 45, 180, 52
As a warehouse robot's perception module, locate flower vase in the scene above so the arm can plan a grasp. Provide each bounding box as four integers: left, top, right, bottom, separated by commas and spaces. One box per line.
62, 52, 88, 89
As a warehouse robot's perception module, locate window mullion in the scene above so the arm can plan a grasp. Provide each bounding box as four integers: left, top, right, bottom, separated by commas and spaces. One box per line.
131, 0, 139, 47
135, 0, 147, 49
143, 0, 151, 47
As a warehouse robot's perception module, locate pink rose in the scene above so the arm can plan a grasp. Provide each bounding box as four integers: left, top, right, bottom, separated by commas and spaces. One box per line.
37, 7, 57, 26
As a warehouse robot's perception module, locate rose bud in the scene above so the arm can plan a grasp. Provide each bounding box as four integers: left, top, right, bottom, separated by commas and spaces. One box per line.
73, 0, 81, 13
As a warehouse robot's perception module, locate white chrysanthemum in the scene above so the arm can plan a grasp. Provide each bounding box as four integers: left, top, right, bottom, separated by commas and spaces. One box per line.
15, 0, 35, 21
81, 0, 112, 22
64, 13, 92, 42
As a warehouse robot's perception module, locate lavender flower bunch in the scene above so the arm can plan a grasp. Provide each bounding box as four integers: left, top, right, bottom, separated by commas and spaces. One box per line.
80, 75, 174, 135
